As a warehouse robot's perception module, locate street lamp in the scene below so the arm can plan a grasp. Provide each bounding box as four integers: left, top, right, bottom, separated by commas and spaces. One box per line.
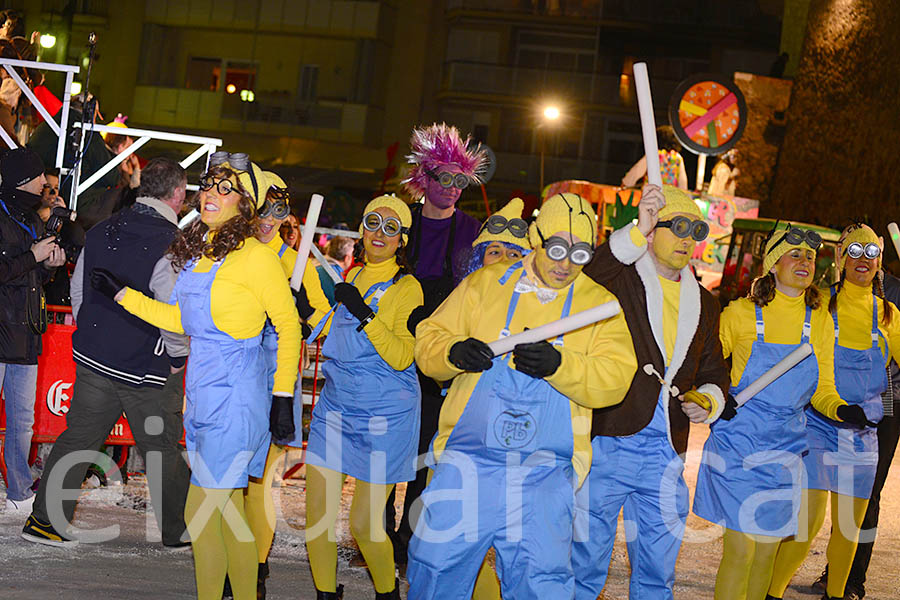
40, 33, 57, 49
539, 104, 561, 194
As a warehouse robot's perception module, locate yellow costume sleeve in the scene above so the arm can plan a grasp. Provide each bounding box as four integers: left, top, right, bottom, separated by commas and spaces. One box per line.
808, 309, 844, 420
414, 273, 479, 382
543, 308, 636, 409
303, 258, 332, 326
248, 244, 301, 395
119, 288, 184, 334
362, 275, 423, 371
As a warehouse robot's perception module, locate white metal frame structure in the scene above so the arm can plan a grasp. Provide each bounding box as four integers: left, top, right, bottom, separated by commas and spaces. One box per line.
73, 122, 222, 209
0, 57, 79, 170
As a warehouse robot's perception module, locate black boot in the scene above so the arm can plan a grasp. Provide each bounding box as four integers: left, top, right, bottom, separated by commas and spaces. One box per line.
375, 578, 401, 600
256, 562, 269, 600
316, 584, 344, 600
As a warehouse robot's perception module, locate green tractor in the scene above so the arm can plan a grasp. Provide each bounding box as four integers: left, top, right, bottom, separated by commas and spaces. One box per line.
716, 218, 842, 306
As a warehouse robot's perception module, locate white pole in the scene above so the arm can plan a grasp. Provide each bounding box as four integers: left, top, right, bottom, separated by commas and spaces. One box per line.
633, 62, 662, 193
887, 222, 900, 260
487, 301, 620, 357
290, 194, 324, 291
695, 153, 707, 192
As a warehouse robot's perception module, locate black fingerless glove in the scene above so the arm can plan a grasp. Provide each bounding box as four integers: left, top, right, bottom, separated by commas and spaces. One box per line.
90, 268, 125, 300
292, 285, 315, 320
270, 395, 295, 440
512, 341, 562, 379
334, 282, 374, 324
837, 404, 873, 428
448, 338, 494, 372
407, 305, 429, 336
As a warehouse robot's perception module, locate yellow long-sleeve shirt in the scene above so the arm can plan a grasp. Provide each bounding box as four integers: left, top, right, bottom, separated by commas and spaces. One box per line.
119, 238, 301, 395
315, 256, 423, 371
834, 280, 900, 365
719, 290, 845, 419
415, 254, 637, 484
262, 235, 331, 326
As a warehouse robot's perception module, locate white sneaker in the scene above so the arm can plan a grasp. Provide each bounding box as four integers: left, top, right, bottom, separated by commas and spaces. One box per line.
5, 495, 35, 513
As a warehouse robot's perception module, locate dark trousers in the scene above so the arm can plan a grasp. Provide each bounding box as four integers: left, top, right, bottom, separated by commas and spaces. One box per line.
847, 411, 900, 592
33, 364, 191, 545
385, 385, 444, 562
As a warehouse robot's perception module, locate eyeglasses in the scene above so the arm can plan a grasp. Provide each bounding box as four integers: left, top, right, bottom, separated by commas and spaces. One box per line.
199, 175, 238, 196
767, 227, 823, 255
362, 211, 407, 237
657, 216, 709, 242
844, 242, 881, 260
259, 199, 290, 220
425, 168, 471, 190
536, 229, 593, 265
480, 214, 528, 239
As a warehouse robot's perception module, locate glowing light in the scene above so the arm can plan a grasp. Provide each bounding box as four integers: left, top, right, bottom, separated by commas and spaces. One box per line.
40, 34, 57, 49
226, 83, 237, 94
240, 89, 255, 102
70, 81, 82, 96
543, 106, 560, 121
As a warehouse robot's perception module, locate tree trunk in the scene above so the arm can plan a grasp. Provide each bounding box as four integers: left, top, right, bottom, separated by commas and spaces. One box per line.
769, 0, 900, 237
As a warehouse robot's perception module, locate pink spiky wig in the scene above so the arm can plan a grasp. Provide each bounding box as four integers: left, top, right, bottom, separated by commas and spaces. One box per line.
402, 123, 489, 199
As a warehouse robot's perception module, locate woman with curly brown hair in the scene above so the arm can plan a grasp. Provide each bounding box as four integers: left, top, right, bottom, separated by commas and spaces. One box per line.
89, 153, 301, 600
693, 222, 851, 600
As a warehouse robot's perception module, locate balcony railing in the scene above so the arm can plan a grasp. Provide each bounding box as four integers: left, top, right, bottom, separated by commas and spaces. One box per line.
442, 61, 680, 107
446, 0, 778, 30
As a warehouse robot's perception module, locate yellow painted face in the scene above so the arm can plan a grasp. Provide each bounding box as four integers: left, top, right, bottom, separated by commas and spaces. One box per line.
362, 206, 401, 263
200, 174, 243, 229
483, 241, 524, 267
650, 212, 697, 271
772, 247, 815, 291
533, 231, 584, 289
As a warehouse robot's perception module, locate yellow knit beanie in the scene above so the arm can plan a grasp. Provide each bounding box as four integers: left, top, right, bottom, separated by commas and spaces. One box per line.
360, 194, 413, 245
658, 185, 702, 220
763, 223, 819, 274
529, 193, 597, 249
472, 197, 530, 249
839, 224, 882, 271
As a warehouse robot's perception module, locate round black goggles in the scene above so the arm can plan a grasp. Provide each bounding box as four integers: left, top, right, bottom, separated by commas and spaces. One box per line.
768, 227, 823, 254
363, 211, 407, 237
844, 241, 881, 260
544, 236, 594, 265
425, 167, 471, 190
259, 199, 290, 220
480, 214, 528, 239
657, 216, 709, 242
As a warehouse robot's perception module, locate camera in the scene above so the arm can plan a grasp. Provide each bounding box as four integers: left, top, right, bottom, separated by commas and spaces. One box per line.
45, 205, 76, 237
43, 206, 82, 263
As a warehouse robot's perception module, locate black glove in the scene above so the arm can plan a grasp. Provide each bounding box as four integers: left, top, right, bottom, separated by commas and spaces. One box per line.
169, 356, 187, 370
448, 338, 494, 372
301, 321, 312, 340
90, 268, 125, 300
513, 341, 562, 379
407, 305, 429, 336
719, 394, 738, 421
292, 285, 315, 320
837, 404, 875, 428
270, 395, 295, 439
334, 282, 374, 324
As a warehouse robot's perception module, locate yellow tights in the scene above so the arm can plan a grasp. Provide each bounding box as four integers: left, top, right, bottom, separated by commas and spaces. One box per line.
714, 528, 781, 600
305, 465, 397, 593
244, 444, 288, 564
768, 489, 868, 598
185, 484, 259, 600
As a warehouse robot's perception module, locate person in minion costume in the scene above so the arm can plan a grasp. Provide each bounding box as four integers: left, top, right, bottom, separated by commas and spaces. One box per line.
89, 152, 301, 600
303, 194, 423, 600
406, 193, 637, 600
572, 184, 731, 600
464, 197, 530, 276
235, 170, 331, 598
692, 222, 852, 600
767, 223, 900, 600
